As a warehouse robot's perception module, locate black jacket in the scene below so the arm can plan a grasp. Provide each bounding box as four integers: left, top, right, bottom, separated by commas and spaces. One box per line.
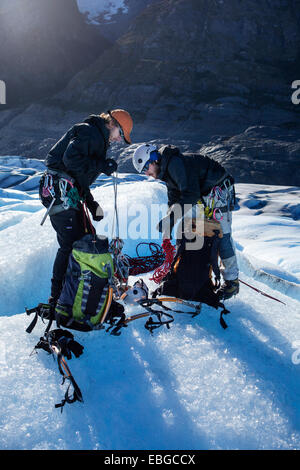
45, 115, 113, 202
157, 145, 230, 207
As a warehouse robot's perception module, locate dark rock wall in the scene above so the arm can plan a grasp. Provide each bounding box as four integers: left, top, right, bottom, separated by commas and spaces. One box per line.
0, 0, 299, 186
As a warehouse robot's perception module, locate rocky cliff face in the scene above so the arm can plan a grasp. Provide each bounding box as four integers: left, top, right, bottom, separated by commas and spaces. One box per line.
58, 0, 300, 114
0, 0, 299, 186
0, 0, 111, 106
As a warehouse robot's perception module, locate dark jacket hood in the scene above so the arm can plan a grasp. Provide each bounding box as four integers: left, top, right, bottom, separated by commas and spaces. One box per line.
157, 145, 181, 180
84, 115, 110, 145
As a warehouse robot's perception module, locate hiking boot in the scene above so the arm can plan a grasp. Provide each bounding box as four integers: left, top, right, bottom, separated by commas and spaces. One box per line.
218, 279, 239, 300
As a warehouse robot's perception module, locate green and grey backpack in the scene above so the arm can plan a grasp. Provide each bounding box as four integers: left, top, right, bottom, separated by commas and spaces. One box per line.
55, 234, 120, 331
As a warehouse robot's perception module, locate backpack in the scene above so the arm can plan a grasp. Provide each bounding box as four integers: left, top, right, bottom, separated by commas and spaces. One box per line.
154, 234, 221, 308
153, 218, 230, 330
55, 234, 124, 332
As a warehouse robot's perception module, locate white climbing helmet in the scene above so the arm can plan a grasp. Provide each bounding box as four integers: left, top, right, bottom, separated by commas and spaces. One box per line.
120, 279, 149, 305
132, 143, 158, 173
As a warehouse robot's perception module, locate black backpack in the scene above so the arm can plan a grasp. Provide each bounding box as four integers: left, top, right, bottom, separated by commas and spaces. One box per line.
153, 233, 230, 328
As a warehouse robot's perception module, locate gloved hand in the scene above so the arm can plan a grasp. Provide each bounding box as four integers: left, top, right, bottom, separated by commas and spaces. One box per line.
58, 337, 84, 359
47, 329, 84, 359
104, 159, 118, 176
86, 200, 104, 221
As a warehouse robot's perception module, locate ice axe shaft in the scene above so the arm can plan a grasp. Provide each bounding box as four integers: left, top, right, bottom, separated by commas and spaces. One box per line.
40, 198, 56, 226
239, 279, 286, 305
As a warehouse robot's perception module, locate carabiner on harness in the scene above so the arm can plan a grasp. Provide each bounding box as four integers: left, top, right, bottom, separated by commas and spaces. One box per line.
59, 179, 71, 210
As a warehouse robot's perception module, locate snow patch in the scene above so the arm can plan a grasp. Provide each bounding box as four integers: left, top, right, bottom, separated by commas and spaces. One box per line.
0, 157, 300, 449
76, 0, 128, 24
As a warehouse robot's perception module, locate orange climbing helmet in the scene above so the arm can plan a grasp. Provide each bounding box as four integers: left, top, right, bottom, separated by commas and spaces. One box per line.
109, 109, 133, 144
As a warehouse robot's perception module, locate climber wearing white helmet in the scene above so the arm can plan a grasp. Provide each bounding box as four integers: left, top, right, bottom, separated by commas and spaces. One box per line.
132, 143, 239, 300
132, 143, 160, 175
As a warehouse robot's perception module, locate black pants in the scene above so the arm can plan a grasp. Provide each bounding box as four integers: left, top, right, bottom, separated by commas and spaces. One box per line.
49, 207, 88, 299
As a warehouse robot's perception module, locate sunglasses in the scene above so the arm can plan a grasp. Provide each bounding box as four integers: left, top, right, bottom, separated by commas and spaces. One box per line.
142, 160, 151, 173
108, 110, 125, 142
142, 150, 160, 173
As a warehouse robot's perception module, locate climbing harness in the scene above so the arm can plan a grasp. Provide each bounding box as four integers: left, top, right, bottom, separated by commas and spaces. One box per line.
58, 178, 80, 210
203, 178, 235, 222
40, 173, 56, 226
39, 171, 81, 225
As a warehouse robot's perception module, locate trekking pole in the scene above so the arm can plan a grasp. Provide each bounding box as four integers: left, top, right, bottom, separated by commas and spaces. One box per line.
239, 279, 286, 305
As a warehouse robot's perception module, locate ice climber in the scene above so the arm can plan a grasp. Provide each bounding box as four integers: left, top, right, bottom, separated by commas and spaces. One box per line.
39, 109, 133, 308
132, 143, 239, 300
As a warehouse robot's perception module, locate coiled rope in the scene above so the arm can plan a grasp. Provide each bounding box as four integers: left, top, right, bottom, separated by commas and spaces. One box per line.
149, 238, 176, 284
110, 172, 175, 283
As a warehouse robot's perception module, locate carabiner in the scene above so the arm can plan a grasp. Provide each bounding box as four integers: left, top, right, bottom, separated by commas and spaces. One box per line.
213, 208, 223, 221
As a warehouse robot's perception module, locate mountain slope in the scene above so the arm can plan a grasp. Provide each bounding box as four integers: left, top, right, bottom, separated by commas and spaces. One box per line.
58, 0, 300, 114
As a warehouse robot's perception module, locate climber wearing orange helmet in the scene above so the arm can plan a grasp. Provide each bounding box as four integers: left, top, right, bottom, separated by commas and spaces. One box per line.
40, 108, 133, 307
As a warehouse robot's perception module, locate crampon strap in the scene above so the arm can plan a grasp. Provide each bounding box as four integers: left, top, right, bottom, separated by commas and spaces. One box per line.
25, 303, 54, 335
32, 331, 83, 411
106, 297, 202, 336
218, 303, 230, 329
55, 351, 84, 411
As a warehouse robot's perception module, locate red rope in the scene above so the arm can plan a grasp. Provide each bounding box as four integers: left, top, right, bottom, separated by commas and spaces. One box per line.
128, 252, 165, 276
149, 239, 176, 284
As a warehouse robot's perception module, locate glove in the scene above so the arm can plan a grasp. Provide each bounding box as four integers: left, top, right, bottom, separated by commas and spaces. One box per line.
86, 200, 104, 221
58, 337, 84, 359
47, 329, 84, 359
103, 159, 118, 176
